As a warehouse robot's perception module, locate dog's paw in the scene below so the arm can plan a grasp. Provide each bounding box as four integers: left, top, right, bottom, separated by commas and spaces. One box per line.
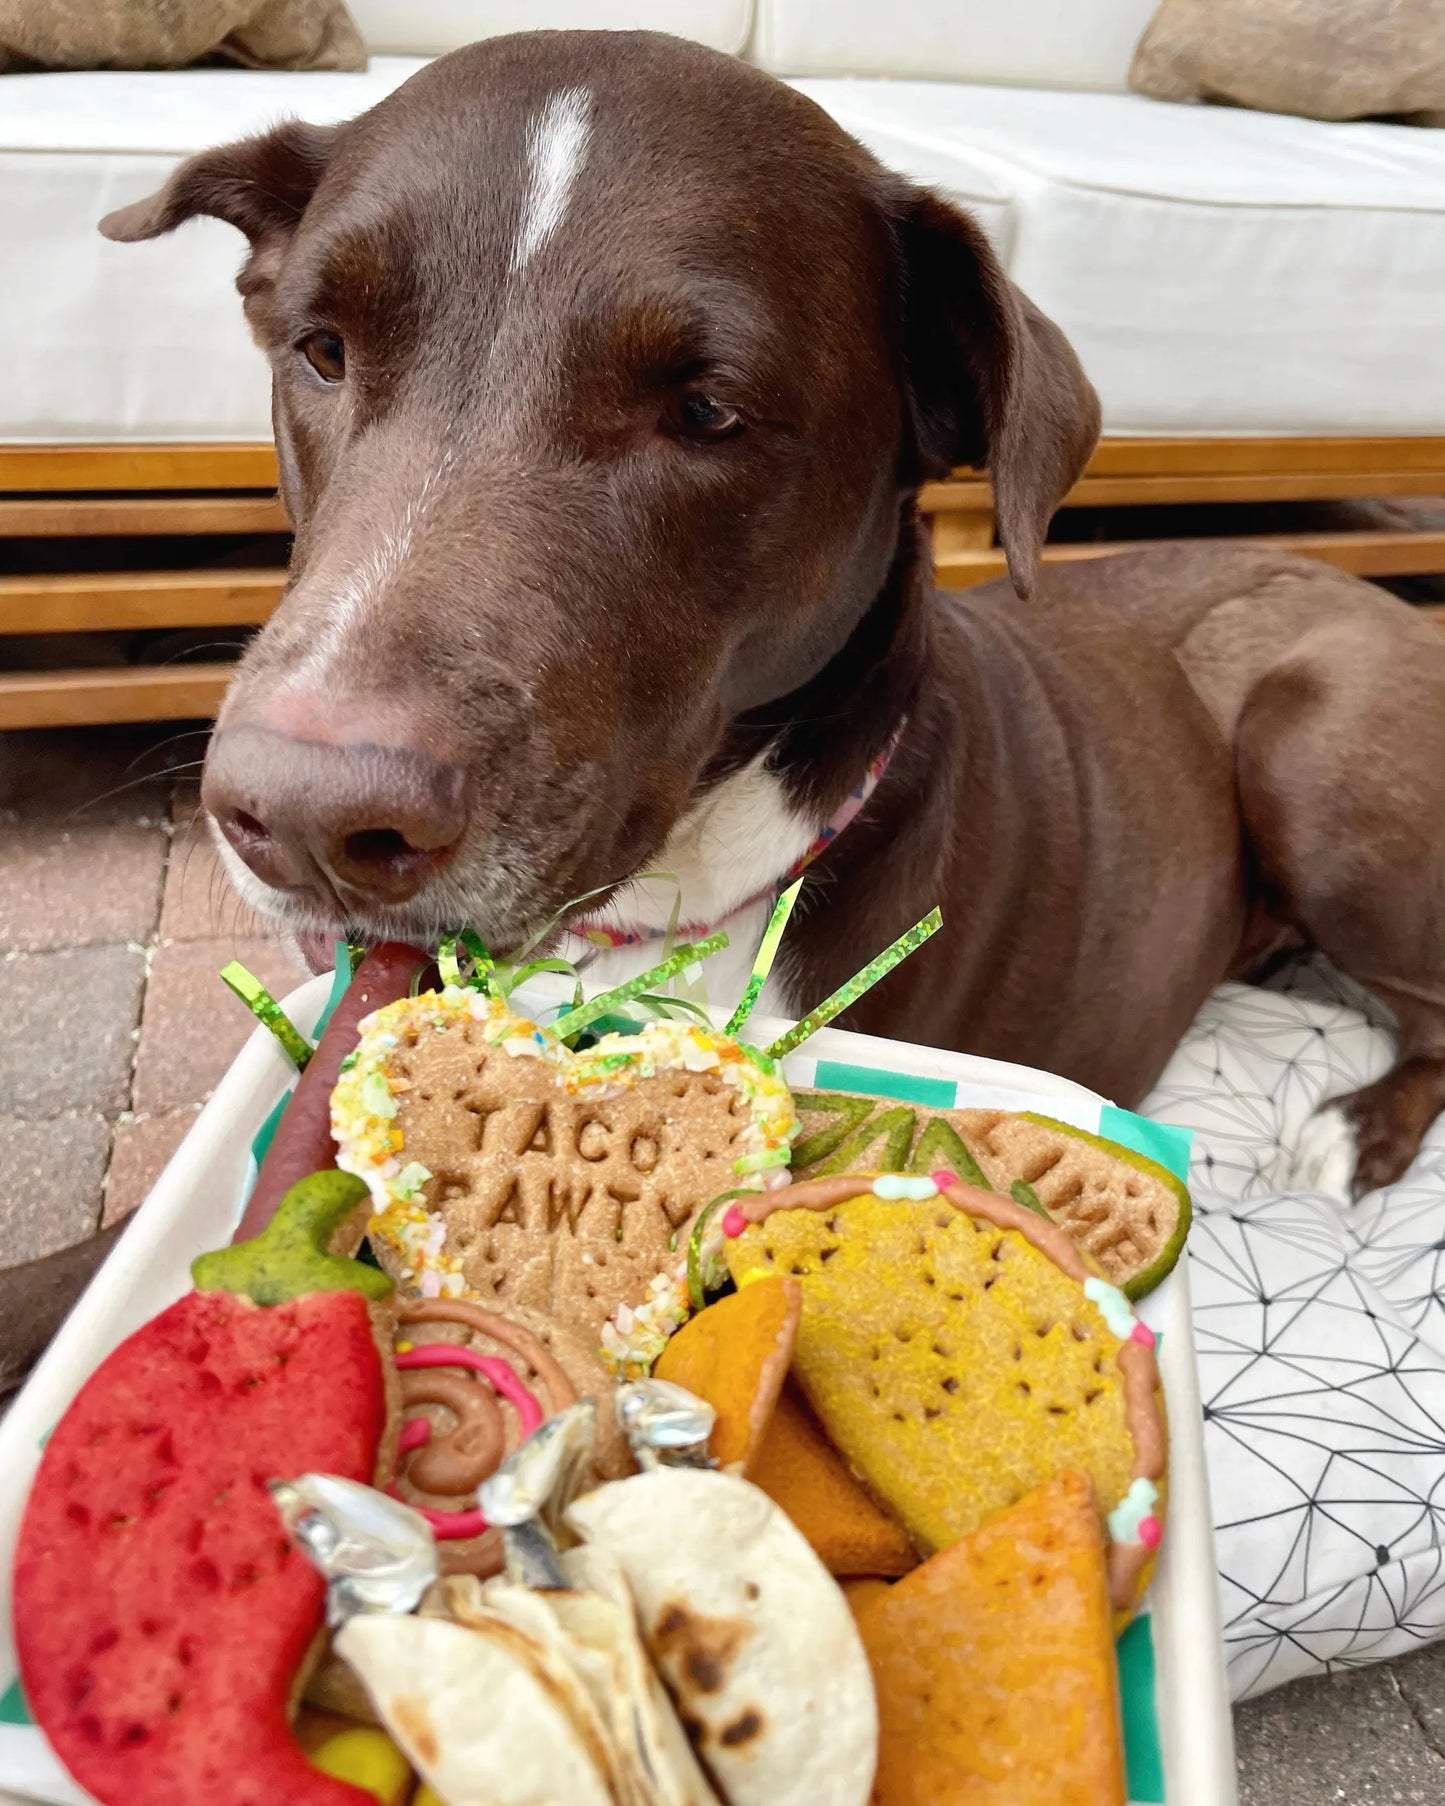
1276, 1105, 1358, 1204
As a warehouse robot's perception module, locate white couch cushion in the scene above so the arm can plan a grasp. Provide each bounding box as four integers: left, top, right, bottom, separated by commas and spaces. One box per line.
0, 61, 426, 443
796, 80, 1445, 435
351, 1, 752, 58
755, 0, 1160, 89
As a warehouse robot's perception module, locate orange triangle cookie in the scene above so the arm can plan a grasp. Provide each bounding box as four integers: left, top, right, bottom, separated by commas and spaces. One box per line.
748, 1383, 917, 1577
653, 1276, 799, 1470
855, 1470, 1125, 1806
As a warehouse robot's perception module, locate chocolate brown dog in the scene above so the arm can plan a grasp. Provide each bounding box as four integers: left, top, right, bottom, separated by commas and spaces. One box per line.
103, 30, 1445, 1201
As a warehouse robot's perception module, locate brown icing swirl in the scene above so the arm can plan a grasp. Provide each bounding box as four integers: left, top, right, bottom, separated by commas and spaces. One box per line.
399, 1370, 506, 1494
398, 1298, 580, 1409
392, 1297, 584, 1573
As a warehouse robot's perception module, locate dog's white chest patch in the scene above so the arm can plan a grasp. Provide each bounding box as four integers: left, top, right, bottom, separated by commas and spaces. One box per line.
512, 85, 593, 274
561, 749, 821, 1015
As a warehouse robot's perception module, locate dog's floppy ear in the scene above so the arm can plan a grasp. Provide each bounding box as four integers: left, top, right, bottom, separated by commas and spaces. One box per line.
895, 188, 1100, 598
99, 119, 337, 245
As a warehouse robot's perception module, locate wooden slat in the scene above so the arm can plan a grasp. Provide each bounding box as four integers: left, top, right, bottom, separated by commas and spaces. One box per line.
0, 569, 284, 635
1082, 436, 1445, 479
934, 530, 1445, 590
0, 444, 277, 494
922, 469, 1445, 514
5, 437, 1444, 502
0, 663, 234, 730
0, 495, 288, 537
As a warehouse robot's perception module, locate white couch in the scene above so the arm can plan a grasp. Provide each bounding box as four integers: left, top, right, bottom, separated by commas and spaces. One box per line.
4, 0, 1444, 445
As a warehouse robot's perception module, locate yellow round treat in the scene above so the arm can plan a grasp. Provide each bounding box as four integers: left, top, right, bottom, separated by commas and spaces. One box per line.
309, 1726, 412, 1805
726, 1183, 1164, 1611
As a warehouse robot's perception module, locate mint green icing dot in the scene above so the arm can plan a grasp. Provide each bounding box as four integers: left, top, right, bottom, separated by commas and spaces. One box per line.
872, 1174, 939, 1201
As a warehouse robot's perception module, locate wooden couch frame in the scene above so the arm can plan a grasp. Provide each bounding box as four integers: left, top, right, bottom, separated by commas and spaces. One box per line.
2, 436, 1443, 729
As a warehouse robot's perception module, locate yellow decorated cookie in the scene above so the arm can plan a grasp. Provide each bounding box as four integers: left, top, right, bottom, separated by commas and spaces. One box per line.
722, 1171, 1167, 1615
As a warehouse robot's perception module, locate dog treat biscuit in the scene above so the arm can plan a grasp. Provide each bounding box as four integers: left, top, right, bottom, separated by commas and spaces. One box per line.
332, 991, 797, 1363
389, 1294, 631, 1579
724, 1172, 1167, 1615
790, 1093, 1190, 1298
652, 1275, 800, 1471
856, 1469, 1126, 1806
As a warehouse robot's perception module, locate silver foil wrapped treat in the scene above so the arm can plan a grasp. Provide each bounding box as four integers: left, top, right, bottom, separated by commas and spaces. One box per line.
270, 1473, 437, 1628
615, 1378, 717, 1470
478, 1399, 597, 1587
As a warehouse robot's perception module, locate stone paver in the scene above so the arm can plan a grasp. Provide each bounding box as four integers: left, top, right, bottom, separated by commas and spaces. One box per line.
0, 943, 146, 1117
1394, 1642, 1445, 1760
131, 936, 308, 1112
102, 1105, 203, 1226
1235, 1661, 1445, 1804
0, 1113, 112, 1263
0, 816, 167, 951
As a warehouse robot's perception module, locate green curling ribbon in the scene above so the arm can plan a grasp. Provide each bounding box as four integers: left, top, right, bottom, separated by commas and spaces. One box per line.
437, 928, 496, 993
766, 906, 943, 1061
549, 931, 731, 1042
723, 877, 803, 1038
687, 1189, 752, 1312
219, 961, 314, 1070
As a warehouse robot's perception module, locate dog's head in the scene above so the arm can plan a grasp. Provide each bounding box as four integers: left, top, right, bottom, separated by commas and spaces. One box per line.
104, 31, 1097, 951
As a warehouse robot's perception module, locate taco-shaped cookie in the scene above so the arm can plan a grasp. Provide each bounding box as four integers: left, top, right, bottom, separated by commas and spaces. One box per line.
856, 1469, 1126, 1805
338, 1611, 619, 1806
790, 1094, 1190, 1298
332, 991, 797, 1369
13, 1173, 394, 1806
723, 1171, 1167, 1616
566, 1465, 877, 1806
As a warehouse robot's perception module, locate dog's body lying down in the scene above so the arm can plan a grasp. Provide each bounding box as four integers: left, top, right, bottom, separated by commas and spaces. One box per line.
99, 30, 1445, 1202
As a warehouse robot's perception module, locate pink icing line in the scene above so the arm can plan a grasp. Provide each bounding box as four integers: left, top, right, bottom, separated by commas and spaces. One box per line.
1131, 1321, 1157, 1349
721, 1205, 748, 1239
398, 1418, 431, 1455
396, 1343, 545, 1438
386, 1485, 488, 1541
1138, 1515, 1163, 1551
930, 1169, 959, 1190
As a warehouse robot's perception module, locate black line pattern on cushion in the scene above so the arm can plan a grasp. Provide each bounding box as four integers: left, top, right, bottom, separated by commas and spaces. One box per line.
1143, 955, 1445, 1699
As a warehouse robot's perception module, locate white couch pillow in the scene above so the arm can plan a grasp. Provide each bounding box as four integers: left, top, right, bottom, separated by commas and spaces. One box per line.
350, 0, 753, 57
751, 0, 1159, 88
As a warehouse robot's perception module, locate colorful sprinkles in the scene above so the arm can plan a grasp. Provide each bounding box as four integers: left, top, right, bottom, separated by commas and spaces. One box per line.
330, 986, 798, 1353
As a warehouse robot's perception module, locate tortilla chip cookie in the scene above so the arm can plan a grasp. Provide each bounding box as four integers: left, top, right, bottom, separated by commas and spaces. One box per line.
723, 1173, 1167, 1613
747, 1384, 917, 1578
856, 1470, 1126, 1806
653, 1276, 800, 1471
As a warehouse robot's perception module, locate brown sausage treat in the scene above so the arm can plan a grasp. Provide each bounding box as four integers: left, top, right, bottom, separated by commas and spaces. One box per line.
234, 941, 428, 1243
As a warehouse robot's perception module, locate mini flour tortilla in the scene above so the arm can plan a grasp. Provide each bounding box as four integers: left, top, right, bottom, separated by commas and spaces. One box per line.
567, 1468, 877, 1806
336, 1614, 619, 1806
464, 1554, 722, 1806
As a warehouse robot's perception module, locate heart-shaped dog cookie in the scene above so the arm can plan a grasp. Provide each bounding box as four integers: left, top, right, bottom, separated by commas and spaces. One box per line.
333, 991, 797, 1364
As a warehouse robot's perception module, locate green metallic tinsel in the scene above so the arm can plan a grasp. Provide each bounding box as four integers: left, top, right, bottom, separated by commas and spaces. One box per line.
765, 907, 942, 1061
219, 960, 314, 1070
723, 877, 802, 1038
549, 931, 730, 1042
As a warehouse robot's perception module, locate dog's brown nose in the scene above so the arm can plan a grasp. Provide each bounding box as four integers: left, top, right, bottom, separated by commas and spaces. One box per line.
203, 721, 467, 911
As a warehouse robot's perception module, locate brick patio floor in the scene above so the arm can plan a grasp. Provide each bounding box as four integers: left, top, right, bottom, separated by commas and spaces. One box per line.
0, 723, 307, 1257
1, 721, 1443, 1802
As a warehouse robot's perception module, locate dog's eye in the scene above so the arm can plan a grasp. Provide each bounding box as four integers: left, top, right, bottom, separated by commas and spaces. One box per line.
298, 330, 346, 384
670, 392, 742, 441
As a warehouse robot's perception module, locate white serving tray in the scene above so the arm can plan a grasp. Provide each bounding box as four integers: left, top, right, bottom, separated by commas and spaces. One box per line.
0, 974, 1236, 1806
